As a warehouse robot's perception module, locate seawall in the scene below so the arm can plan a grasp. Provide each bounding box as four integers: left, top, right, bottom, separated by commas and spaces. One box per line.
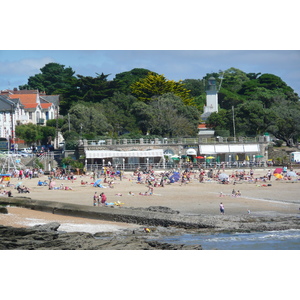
0, 197, 213, 229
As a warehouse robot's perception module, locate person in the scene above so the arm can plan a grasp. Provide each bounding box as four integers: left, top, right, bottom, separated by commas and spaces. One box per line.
100, 192, 107, 205
93, 192, 98, 206
267, 170, 271, 181
219, 202, 225, 214
232, 189, 236, 197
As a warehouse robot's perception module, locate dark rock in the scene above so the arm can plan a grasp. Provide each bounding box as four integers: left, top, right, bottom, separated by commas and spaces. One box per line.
0, 224, 202, 250
145, 206, 180, 214
0, 207, 8, 214
32, 222, 61, 232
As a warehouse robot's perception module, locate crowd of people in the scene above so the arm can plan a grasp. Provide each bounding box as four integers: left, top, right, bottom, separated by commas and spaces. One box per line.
1, 163, 299, 214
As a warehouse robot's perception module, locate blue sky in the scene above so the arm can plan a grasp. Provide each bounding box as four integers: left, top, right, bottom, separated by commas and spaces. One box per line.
0, 50, 300, 95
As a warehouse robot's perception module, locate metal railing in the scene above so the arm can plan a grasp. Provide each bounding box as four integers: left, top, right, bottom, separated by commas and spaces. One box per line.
85, 160, 268, 172
85, 136, 262, 146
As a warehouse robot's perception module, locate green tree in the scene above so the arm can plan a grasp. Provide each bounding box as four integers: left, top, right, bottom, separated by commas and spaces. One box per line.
206, 109, 231, 132
76, 73, 118, 102
113, 68, 155, 94
147, 93, 199, 137
220, 67, 250, 93
268, 98, 300, 146
101, 92, 138, 135
19, 62, 77, 95
130, 101, 152, 135
234, 101, 275, 136
131, 73, 194, 105
15, 123, 56, 147
239, 73, 299, 101
61, 103, 113, 138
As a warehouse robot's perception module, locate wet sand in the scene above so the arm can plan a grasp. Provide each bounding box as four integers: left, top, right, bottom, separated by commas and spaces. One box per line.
1, 167, 300, 230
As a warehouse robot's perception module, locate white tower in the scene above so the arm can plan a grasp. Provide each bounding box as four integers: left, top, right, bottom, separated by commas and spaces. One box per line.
203, 76, 218, 115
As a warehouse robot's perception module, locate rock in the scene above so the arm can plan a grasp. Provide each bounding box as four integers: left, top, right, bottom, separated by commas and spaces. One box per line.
0, 224, 202, 250
32, 222, 61, 232
145, 206, 180, 214
0, 207, 8, 214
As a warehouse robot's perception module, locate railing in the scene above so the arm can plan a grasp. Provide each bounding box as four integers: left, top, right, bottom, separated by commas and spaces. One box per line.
85, 136, 262, 146
84, 160, 268, 172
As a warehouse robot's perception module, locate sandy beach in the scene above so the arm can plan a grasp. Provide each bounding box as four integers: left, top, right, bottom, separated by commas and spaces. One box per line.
1, 167, 300, 230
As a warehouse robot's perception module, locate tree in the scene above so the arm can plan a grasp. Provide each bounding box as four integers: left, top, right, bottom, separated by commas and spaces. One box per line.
146, 93, 199, 137
15, 124, 40, 145
61, 103, 113, 138
101, 92, 138, 135
130, 73, 194, 105
19, 63, 76, 95
268, 99, 300, 146
239, 73, 299, 101
113, 68, 155, 94
15, 123, 54, 146
219, 67, 250, 93
76, 73, 118, 103
206, 109, 231, 132
234, 101, 275, 136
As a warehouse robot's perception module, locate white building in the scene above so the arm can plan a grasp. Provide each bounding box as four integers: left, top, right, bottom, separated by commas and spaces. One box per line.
201, 76, 218, 121
0, 89, 59, 143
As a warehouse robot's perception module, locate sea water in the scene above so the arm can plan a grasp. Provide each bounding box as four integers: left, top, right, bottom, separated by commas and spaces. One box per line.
155, 229, 300, 250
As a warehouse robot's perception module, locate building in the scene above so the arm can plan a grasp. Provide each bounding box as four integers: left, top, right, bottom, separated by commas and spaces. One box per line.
201, 76, 218, 121
0, 89, 59, 143
3, 89, 59, 125
199, 76, 219, 138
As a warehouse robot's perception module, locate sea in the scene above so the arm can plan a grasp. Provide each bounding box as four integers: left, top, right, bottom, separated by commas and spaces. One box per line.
154, 229, 300, 250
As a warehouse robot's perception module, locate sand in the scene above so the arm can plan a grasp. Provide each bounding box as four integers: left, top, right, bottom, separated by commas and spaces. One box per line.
1, 167, 300, 231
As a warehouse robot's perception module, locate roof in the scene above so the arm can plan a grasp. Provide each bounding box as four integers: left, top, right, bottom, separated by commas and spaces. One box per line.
198, 124, 207, 129
41, 103, 52, 109
40, 95, 59, 106
0, 95, 16, 111
9, 94, 38, 109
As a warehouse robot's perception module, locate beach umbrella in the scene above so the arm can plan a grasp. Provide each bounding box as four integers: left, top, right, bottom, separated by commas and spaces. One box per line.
274, 173, 283, 179
287, 171, 297, 177
255, 155, 264, 158
218, 173, 229, 180
171, 155, 180, 161
15, 182, 22, 188
246, 155, 250, 161
196, 156, 204, 159
206, 156, 215, 159
235, 155, 239, 160
273, 168, 283, 174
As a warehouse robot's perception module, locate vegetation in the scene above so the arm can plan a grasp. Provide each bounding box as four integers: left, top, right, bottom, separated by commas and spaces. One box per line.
17, 62, 299, 148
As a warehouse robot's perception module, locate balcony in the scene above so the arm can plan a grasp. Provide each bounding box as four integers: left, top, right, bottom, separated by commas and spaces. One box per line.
36, 118, 45, 125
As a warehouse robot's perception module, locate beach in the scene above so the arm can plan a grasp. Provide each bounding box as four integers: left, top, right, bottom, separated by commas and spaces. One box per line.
1, 167, 300, 231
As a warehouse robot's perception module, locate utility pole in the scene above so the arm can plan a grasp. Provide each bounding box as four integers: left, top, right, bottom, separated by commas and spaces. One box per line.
232, 106, 236, 142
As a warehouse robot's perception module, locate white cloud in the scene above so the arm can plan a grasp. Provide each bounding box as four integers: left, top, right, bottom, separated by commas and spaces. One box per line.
0, 57, 54, 76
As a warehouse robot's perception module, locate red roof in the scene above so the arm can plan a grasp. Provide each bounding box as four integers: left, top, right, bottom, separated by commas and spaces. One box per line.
198, 124, 207, 129
41, 103, 52, 109
9, 94, 38, 109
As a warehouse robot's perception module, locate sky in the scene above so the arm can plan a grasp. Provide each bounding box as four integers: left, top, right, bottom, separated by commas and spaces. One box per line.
0, 50, 300, 96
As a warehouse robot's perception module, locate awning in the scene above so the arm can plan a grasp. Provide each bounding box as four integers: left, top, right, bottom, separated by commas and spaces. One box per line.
215, 145, 229, 153
244, 144, 260, 152
186, 148, 197, 155
199, 144, 260, 154
85, 149, 164, 159
228, 145, 244, 153
199, 145, 216, 154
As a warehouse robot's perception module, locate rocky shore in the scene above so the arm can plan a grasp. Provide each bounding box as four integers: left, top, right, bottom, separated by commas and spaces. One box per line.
1, 198, 300, 250
0, 222, 203, 250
